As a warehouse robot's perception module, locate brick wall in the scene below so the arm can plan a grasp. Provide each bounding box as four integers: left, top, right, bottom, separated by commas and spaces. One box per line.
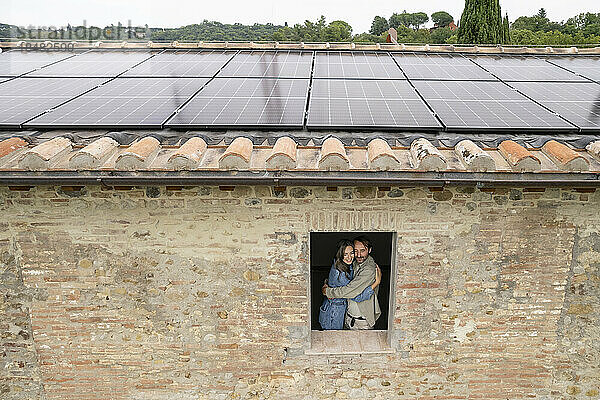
0, 185, 598, 399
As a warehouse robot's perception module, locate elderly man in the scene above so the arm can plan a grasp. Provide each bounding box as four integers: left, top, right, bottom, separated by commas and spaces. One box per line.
322, 236, 381, 330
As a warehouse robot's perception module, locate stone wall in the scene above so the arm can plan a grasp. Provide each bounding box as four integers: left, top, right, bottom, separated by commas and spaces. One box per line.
0, 184, 598, 400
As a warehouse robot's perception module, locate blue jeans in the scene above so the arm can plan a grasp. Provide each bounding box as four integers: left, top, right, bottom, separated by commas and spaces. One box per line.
318, 298, 347, 330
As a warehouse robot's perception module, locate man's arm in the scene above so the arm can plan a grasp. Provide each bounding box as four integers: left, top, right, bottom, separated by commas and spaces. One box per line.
351, 286, 374, 302
325, 264, 375, 299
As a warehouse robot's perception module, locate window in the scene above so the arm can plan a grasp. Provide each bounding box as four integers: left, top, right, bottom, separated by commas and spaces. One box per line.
308, 232, 396, 354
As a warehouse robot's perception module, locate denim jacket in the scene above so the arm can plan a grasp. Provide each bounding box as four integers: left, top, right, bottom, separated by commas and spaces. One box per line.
318, 263, 374, 330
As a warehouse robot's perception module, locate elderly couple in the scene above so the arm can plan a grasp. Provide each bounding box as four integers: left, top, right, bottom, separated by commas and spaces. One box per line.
319, 236, 382, 330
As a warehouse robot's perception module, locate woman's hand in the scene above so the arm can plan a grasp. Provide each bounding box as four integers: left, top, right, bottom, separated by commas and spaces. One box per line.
371, 265, 382, 290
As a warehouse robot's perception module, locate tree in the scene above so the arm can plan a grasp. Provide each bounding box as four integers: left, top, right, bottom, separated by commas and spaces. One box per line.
431, 11, 454, 27
458, 0, 507, 44
537, 8, 547, 19
389, 11, 412, 29
430, 27, 454, 43
323, 20, 353, 42
389, 11, 429, 30
271, 16, 354, 42
353, 32, 386, 43
502, 14, 510, 44
412, 12, 430, 29
370, 16, 389, 36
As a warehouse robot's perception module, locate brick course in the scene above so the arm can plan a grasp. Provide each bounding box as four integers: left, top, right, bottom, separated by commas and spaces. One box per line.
0, 185, 599, 399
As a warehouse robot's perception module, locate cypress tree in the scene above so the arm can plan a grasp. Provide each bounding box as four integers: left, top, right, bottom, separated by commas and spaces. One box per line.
503, 14, 510, 44
458, 0, 507, 44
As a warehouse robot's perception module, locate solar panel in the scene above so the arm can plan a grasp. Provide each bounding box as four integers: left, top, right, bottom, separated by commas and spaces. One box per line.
393, 53, 496, 81
166, 78, 309, 128
314, 52, 404, 79
218, 51, 313, 78
510, 82, 600, 130
413, 80, 575, 131
470, 56, 586, 82
0, 50, 75, 76
122, 50, 234, 77
546, 57, 600, 82
28, 50, 153, 77
0, 77, 107, 127
307, 80, 440, 129
25, 78, 209, 128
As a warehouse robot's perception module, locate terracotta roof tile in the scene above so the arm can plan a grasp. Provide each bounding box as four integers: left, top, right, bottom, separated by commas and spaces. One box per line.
319, 137, 349, 171
410, 138, 447, 171
70, 137, 119, 170
542, 140, 589, 172
3, 134, 600, 184
0, 137, 28, 159
168, 137, 207, 170
115, 137, 161, 171
266, 136, 297, 170
5, 41, 598, 55
585, 140, 600, 162
455, 140, 496, 172
19, 137, 72, 171
219, 137, 253, 169
498, 140, 541, 172
367, 139, 399, 171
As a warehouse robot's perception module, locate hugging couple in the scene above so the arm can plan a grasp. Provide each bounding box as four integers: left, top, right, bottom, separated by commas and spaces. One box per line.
320, 236, 382, 330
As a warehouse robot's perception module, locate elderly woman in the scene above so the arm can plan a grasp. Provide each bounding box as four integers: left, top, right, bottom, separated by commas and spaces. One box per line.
318, 239, 381, 330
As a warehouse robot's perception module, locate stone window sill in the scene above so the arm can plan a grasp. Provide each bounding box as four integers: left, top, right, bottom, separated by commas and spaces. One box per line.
306, 330, 394, 355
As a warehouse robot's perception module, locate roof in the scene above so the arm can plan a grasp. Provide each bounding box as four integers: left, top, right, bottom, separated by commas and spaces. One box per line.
2, 40, 600, 54
1, 42, 600, 185
1, 132, 600, 187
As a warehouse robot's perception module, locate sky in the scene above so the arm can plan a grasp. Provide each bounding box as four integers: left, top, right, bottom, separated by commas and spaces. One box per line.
3, 0, 599, 34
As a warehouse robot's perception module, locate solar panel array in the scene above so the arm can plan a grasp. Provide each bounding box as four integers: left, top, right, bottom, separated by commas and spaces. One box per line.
218, 51, 312, 78
413, 81, 574, 130
471, 55, 587, 82
26, 78, 210, 128
123, 50, 235, 77
1, 49, 600, 132
314, 52, 405, 79
393, 53, 494, 81
546, 57, 600, 82
28, 50, 154, 77
168, 78, 309, 128
0, 50, 76, 77
307, 80, 439, 128
510, 82, 600, 130
0, 77, 107, 127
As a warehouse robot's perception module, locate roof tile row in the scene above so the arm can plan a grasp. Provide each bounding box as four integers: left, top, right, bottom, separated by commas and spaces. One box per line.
0, 135, 597, 174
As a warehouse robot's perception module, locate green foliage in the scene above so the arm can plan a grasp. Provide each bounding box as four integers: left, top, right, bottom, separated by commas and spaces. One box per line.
324, 20, 353, 41
430, 27, 454, 43
446, 34, 459, 44
389, 11, 410, 29
0, 23, 12, 38
271, 16, 354, 42
512, 14, 552, 32
412, 13, 430, 29
150, 20, 282, 41
370, 16, 389, 36
431, 11, 454, 27
458, 0, 507, 44
510, 29, 600, 46
565, 13, 600, 37
538, 8, 548, 19
389, 11, 429, 30
353, 33, 386, 43
502, 14, 510, 44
